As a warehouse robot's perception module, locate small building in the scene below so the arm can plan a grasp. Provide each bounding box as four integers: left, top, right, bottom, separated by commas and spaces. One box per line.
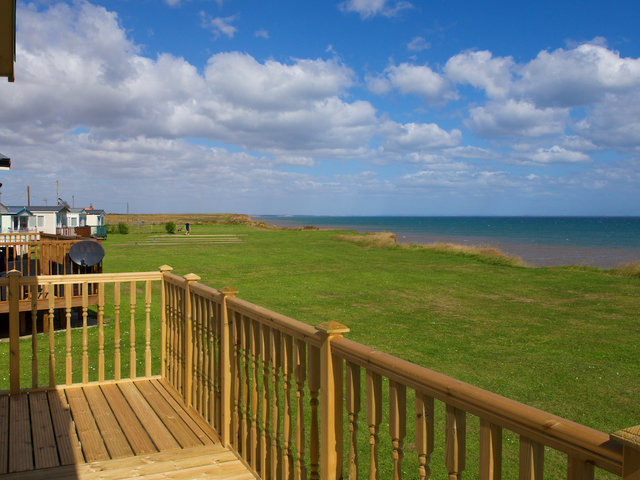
1, 204, 71, 235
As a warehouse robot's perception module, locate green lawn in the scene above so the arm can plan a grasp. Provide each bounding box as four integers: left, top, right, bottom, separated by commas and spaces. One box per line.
1, 222, 636, 478
102, 223, 638, 434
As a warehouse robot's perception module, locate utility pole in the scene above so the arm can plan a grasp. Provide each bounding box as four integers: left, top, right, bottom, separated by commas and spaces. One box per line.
27, 186, 30, 206
56, 180, 59, 205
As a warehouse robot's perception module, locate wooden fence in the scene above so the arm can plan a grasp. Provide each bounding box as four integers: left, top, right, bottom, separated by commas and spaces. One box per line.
4, 267, 639, 479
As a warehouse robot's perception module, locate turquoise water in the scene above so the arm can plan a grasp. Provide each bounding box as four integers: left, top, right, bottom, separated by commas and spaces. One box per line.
254, 216, 640, 267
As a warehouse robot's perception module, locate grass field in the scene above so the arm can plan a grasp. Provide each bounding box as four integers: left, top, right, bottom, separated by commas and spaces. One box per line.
1, 216, 636, 478
100, 220, 638, 435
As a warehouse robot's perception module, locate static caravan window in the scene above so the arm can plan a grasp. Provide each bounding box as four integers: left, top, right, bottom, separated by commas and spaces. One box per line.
70, 217, 77, 227
37, 216, 45, 227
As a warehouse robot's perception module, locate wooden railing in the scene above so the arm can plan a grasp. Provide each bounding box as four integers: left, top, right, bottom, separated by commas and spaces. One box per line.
4, 267, 639, 479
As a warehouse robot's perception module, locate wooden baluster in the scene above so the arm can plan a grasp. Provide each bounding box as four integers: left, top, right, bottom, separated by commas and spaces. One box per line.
282, 333, 294, 480
566, 456, 594, 480
199, 296, 207, 416
129, 280, 137, 379
192, 293, 200, 413
159, 265, 173, 380
519, 436, 544, 480
233, 311, 241, 449
346, 361, 361, 480
98, 282, 105, 382
207, 298, 216, 425
308, 345, 321, 480
294, 339, 307, 480
241, 315, 251, 462
8, 270, 20, 394
479, 420, 502, 480
270, 328, 282, 480
415, 393, 434, 480
145, 279, 152, 377
390, 381, 406, 480
30, 283, 38, 389
219, 285, 236, 443
82, 282, 89, 383
47, 283, 56, 387
446, 405, 466, 480
250, 319, 260, 473
260, 323, 272, 478
214, 301, 222, 430
114, 281, 121, 380
367, 370, 383, 480
65, 282, 72, 385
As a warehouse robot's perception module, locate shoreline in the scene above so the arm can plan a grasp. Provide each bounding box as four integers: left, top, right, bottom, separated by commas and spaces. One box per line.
258, 217, 640, 269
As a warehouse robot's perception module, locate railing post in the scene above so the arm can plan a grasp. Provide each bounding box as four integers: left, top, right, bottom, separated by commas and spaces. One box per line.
159, 265, 173, 380
8, 270, 21, 395
220, 286, 238, 447
316, 320, 349, 480
183, 273, 200, 407
612, 426, 640, 480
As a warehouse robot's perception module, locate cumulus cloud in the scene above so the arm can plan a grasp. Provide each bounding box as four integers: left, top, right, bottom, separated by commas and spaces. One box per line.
514, 43, 640, 107
445, 50, 514, 99
466, 100, 568, 138
369, 63, 457, 105
338, 0, 412, 19
382, 122, 462, 152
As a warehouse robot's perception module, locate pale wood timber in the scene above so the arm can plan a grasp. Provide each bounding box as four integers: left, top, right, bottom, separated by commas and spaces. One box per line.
519, 436, 544, 480
446, 404, 466, 480
479, 419, 502, 480
366, 369, 382, 480
308, 345, 321, 480
8, 270, 20, 394
65, 387, 110, 462
317, 321, 349, 480
82, 386, 133, 459
47, 284, 55, 387
294, 338, 307, 480
98, 282, 105, 382
389, 380, 406, 480
159, 265, 173, 380
64, 285, 72, 385
281, 332, 294, 480
129, 280, 137, 379
415, 393, 434, 480
346, 361, 360, 480
47, 389, 84, 465
0, 395, 8, 474
113, 281, 121, 380
9, 394, 33, 472
82, 282, 89, 384
28, 391, 59, 469
612, 426, 640, 480
219, 285, 237, 447
29, 285, 38, 389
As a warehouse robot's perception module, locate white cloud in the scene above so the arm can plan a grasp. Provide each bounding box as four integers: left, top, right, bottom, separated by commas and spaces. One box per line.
382, 122, 462, 152
515, 43, 640, 107
339, 0, 412, 19
254, 29, 269, 39
445, 50, 514, 99
201, 14, 238, 39
466, 100, 568, 138
370, 63, 457, 105
526, 146, 591, 164
407, 36, 430, 52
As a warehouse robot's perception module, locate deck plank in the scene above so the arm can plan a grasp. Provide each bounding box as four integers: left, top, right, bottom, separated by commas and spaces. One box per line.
28, 391, 59, 469
117, 382, 180, 452
47, 389, 84, 465
99, 383, 156, 456
0, 444, 255, 480
65, 388, 110, 462
153, 379, 217, 445
83, 385, 134, 459
0, 395, 9, 474
134, 380, 202, 449
9, 394, 33, 473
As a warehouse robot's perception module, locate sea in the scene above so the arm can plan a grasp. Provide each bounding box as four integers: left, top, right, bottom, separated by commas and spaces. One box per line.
252, 216, 640, 269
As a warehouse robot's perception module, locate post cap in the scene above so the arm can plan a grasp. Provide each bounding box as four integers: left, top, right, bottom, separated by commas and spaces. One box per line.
315, 321, 350, 335
220, 286, 239, 297
159, 265, 173, 272
612, 425, 640, 450
184, 273, 201, 282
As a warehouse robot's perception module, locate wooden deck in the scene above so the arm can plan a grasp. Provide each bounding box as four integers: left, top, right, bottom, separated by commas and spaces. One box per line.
0, 379, 255, 480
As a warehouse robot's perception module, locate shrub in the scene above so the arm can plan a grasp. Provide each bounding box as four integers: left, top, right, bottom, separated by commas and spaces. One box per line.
165, 221, 176, 234
117, 222, 129, 234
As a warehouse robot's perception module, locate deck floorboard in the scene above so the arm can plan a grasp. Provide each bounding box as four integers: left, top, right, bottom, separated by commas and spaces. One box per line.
0, 379, 254, 480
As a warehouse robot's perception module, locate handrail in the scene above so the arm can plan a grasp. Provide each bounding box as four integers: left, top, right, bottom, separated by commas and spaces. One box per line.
332, 336, 622, 475
3, 267, 637, 479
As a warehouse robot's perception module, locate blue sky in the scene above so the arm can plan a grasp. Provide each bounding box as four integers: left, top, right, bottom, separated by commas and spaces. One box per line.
1, 0, 639, 215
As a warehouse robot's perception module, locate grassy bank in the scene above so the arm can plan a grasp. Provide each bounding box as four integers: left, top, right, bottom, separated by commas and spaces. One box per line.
101, 223, 638, 434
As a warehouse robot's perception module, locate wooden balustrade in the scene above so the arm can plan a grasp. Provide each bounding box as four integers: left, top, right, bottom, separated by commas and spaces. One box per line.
3, 266, 638, 479
3, 269, 162, 394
